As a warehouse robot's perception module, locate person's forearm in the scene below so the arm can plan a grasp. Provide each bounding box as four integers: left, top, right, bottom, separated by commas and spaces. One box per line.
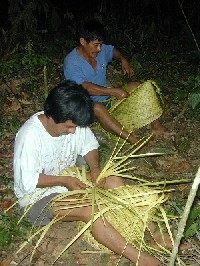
112, 47, 126, 61
37, 173, 87, 191
113, 48, 134, 78
84, 149, 100, 171
37, 173, 68, 188
84, 149, 101, 184
82, 82, 114, 96
82, 81, 125, 99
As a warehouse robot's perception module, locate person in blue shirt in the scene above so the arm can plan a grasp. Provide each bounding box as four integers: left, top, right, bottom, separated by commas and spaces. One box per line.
64, 19, 172, 146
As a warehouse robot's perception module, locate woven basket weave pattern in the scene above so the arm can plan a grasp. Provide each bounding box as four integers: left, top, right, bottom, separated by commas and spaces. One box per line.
110, 80, 163, 131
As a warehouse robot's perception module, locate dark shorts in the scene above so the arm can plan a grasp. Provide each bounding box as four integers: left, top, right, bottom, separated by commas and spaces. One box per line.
99, 97, 112, 109
21, 193, 59, 227
92, 96, 112, 109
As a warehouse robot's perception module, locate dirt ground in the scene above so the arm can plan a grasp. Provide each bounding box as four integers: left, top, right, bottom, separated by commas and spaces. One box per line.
0, 77, 200, 266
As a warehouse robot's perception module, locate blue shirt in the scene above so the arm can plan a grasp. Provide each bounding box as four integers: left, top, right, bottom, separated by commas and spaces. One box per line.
63, 44, 114, 102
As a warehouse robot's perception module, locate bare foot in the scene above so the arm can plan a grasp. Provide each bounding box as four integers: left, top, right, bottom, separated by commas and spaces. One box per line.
148, 222, 192, 251
149, 230, 191, 251
138, 251, 161, 266
151, 119, 175, 138
152, 128, 176, 138
128, 133, 139, 145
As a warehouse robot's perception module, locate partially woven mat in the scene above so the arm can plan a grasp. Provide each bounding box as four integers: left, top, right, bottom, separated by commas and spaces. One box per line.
77, 185, 167, 252
109, 80, 164, 132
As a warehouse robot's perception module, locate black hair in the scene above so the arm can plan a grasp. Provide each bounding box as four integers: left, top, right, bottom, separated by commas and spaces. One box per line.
79, 19, 105, 42
44, 80, 94, 127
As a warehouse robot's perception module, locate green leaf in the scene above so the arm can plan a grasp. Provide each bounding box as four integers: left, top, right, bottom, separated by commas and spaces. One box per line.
191, 91, 200, 109
173, 89, 188, 102
184, 223, 198, 239
186, 207, 200, 227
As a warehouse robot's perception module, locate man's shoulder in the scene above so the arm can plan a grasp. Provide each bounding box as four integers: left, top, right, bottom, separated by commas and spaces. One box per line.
64, 48, 84, 70
64, 48, 78, 61
72, 127, 99, 148
101, 43, 114, 51
16, 112, 43, 139
98, 44, 114, 61
73, 126, 97, 140
74, 126, 92, 135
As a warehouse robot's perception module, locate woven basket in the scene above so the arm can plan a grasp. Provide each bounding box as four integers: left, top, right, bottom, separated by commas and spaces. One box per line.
109, 80, 164, 132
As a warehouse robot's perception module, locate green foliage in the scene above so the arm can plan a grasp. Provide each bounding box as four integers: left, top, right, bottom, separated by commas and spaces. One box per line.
130, 56, 143, 75
65, 40, 78, 52
5, 0, 61, 51
191, 88, 200, 109
0, 114, 20, 136
100, 253, 110, 265
85, 262, 94, 266
0, 39, 57, 104
0, 176, 14, 197
0, 176, 31, 252
98, 141, 112, 168
187, 75, 200, 109
171, 196, 200, 240
61, 252, 77, 265
7, 114, 20, 134
177, 136, 193, 153
21, 40, 50, 89
0, 211, 31, 251
173, 88, 188, 103
184, 75, 200, 119
184, 207, 200, 239
0, 56, 22, 79
171, 74, 200, 120
0, 40, 52, 80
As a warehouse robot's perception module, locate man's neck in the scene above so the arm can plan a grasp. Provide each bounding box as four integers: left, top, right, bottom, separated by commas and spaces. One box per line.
77, 46, 96, 70
77, 47, 93, 61
38, 114, 58, 137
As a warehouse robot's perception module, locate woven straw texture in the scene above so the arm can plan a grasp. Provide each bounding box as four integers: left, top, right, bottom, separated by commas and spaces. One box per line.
109, 80, 163, 131
77, 185, 167, 252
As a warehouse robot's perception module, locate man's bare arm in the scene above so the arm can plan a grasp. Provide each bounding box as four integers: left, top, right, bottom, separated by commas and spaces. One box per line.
37, 173, 86, 191
84, 149, 101, 181
82, 82, 128, 100
112, 48, 134, 78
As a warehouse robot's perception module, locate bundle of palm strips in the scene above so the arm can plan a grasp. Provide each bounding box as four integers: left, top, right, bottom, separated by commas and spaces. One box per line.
59, 166, 172, 256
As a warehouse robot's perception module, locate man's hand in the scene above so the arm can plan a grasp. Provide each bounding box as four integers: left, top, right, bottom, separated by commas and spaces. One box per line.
121, 58, 134, 78
113, 48, 135, 78
37, 173, 87, 191
89, 167, 106, 188
112, 88, 129, 100
64, 176, 87, 191
84, 150, 107, 188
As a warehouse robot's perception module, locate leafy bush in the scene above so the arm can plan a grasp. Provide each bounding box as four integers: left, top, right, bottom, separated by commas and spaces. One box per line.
0, 210, 31, 251
171, 74, 200, 120
0, 176, 31, 252
184, 205, 200, 240
188, 75, 200, 109
171, 191, 200, 240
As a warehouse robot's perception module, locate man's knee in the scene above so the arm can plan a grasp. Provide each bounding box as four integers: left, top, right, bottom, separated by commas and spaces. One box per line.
93, 102, 108, 116
104, 176, 124, 189
79, 206, 99, 222
127, 81, 140, 92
